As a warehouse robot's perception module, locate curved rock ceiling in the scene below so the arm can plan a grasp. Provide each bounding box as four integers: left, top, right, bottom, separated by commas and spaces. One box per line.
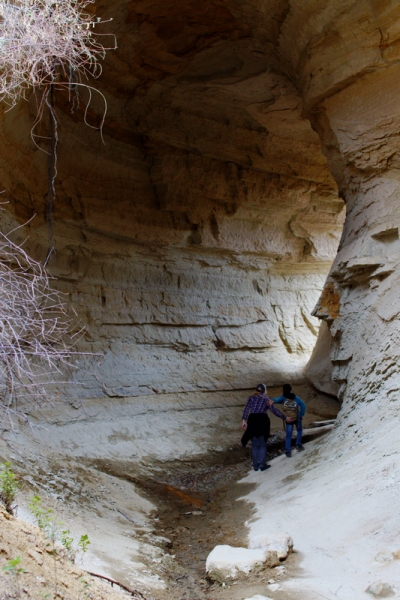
2, 0, 397, 406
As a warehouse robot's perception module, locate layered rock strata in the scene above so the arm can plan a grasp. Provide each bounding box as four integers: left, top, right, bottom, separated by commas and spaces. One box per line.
0, 0, 345, 399
281, 0, 400, 414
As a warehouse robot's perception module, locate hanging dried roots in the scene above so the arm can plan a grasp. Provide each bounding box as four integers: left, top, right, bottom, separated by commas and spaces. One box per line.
0, 0, 115, 108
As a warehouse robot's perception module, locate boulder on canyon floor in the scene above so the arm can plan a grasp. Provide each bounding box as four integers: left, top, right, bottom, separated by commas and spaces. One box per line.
248, 533, 293, 560
206, 544, 280, 583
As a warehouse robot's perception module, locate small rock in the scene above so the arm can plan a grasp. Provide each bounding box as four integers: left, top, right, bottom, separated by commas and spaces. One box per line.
366, 581, 394, 597
375, 551, 394, 563
268, 578, 275, 584
268, 583, 281, 592
248, 532, 293, 560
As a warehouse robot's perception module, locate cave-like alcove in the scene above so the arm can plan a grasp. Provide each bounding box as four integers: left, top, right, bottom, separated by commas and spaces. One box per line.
0, 0, 344, 400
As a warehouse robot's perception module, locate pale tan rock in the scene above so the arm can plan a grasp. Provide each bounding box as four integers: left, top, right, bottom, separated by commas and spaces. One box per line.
0, 3, 397, 599
306, 321, 339, 397
366, 581, 395, 598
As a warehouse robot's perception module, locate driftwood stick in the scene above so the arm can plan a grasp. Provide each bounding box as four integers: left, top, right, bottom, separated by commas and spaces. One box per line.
302, 424, 335, 438
86, 571, 146, 598
308, 419, 336, 428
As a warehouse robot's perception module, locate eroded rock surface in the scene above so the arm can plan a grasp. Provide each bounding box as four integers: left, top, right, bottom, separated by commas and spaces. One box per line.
0, 0, 345, 399
2, 2, 400, 598
278, 0, 400, 415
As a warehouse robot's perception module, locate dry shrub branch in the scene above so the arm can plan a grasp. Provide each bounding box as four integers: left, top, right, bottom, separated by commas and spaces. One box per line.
0, 0, 115, 109
0, 1, 111, 421
0, 227, 86, 427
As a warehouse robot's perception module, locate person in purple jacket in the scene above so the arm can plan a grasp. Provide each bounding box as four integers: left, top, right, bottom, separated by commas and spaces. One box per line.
241, 383, 294, 471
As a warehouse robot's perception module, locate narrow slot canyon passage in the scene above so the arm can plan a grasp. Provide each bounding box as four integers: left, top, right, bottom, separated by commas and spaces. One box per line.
1, 1, 400, 599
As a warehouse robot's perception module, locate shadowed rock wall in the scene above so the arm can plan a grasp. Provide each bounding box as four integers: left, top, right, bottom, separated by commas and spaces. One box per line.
0, 0, 347, 399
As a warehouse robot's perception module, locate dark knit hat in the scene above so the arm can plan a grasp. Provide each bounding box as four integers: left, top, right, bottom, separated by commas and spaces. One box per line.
256, 383, 267, 393
283, 383, 292, 398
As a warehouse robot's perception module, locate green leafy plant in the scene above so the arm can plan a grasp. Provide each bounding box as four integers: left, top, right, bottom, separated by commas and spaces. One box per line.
78, 534, 90, 554
2, 556, 26, 598
29, 495, 61, 595
29, 495, 90, 565
2, 556, 25, 574
28, 494, 55, 537
0, 461, 19, 514
62, 531, 91, 564
61, 529, 74, 553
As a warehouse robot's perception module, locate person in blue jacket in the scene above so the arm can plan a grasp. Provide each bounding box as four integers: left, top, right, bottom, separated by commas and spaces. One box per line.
273, 383, 306, 457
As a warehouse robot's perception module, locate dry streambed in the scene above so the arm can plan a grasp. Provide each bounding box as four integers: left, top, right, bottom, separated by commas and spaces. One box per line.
0, 386, 339, 599
2, 441, 299, 600
73, 439, 312, 599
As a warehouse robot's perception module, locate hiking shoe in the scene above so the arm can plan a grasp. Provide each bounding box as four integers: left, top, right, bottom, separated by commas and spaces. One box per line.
253, 468, 259, 471
296, 445, 305, 451
260, 465, 271, 471
285, 452, 292, 458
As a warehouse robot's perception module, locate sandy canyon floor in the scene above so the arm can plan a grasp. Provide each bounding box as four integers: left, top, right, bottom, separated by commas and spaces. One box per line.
0, 385, 342, 600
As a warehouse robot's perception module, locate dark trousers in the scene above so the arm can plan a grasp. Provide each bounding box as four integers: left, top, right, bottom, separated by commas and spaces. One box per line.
251, 436, 267, 470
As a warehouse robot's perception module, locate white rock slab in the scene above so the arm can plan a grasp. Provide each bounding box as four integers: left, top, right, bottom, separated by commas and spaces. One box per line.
248, 532, 293, 559
244, 596, 273, 600
206, 544, 279, 582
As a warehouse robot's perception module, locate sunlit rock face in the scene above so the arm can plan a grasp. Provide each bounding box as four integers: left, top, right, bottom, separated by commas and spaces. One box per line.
0, 0, 345, 398
279, 0, 400, 416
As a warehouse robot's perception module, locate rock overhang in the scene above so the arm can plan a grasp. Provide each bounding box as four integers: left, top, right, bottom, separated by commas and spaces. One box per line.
0, 0, 351, 399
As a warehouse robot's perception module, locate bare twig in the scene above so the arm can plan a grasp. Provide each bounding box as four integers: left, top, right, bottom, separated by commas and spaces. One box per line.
86, 571, 147, 598
0, 224, 95, 423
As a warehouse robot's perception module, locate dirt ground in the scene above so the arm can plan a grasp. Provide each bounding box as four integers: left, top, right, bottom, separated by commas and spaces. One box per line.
0, 507, 141, 600
0, 384, 339, 600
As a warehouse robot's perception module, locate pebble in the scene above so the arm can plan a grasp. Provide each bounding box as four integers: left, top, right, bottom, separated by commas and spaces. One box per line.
374, 551, 394, 563
366, 581, 394, 597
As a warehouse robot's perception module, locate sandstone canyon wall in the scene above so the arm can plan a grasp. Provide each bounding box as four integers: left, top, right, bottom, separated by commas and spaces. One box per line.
3, 3, 400, 597
279, 0, 400, 418
0, 0, 345, 400
2, 0, 398, 410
